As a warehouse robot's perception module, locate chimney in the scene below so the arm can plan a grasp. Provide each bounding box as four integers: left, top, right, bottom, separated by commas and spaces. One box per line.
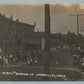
16, 19, 19, 22
37, 29, 39, 32
3, 14, 6, 17
10, 14, 13, 20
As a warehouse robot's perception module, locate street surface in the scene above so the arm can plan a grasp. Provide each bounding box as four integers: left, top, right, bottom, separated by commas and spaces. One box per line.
0, 63, 83, 80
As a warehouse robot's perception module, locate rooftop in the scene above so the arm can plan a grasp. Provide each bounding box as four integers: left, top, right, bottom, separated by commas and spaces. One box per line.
0, 13, 36, 27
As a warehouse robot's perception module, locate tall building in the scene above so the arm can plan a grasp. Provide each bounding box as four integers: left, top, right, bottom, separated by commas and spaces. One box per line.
0, 13, 37, 54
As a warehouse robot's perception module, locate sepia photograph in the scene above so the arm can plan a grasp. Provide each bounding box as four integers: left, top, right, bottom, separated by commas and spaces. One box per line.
0, 4, 84, 81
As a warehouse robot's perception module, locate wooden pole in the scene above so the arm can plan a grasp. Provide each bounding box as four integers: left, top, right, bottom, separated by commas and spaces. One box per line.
77, 15, 79, 35
43, 4, 51, 80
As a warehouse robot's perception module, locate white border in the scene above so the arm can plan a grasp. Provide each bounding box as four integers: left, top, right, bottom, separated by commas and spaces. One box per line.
0, 0, 84, 83
0, 0, 84, 4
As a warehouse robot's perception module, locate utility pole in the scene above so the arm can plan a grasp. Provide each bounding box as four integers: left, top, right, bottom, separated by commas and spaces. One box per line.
77, 15, 79, 35
8, 20, 11, 54
43, 4, 51, 80
70, 14, 84, 35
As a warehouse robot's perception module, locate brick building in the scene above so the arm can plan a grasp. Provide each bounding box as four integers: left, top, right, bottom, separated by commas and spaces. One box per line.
0, 13, 44, 54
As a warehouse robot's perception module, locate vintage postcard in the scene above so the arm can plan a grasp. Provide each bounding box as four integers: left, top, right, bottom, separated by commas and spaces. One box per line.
0, 4, 84, 81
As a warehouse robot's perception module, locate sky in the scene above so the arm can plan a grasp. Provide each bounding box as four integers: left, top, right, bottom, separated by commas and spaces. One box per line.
0, 4, 84, 34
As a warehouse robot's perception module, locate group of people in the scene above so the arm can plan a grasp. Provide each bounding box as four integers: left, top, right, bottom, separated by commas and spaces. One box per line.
0, 53, 18, 67
26, 49, 41, 65
72, 46, 84, 70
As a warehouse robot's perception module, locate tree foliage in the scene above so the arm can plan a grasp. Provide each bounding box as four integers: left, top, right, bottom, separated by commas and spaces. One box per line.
51, 31, 84, 48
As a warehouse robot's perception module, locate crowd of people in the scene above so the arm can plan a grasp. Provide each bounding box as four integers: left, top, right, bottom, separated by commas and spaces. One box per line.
0, 48, 42, 67
71, 45, 84, 70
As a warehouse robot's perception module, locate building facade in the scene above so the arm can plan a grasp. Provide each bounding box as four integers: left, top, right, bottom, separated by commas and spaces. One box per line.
0, 13, 38, 54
